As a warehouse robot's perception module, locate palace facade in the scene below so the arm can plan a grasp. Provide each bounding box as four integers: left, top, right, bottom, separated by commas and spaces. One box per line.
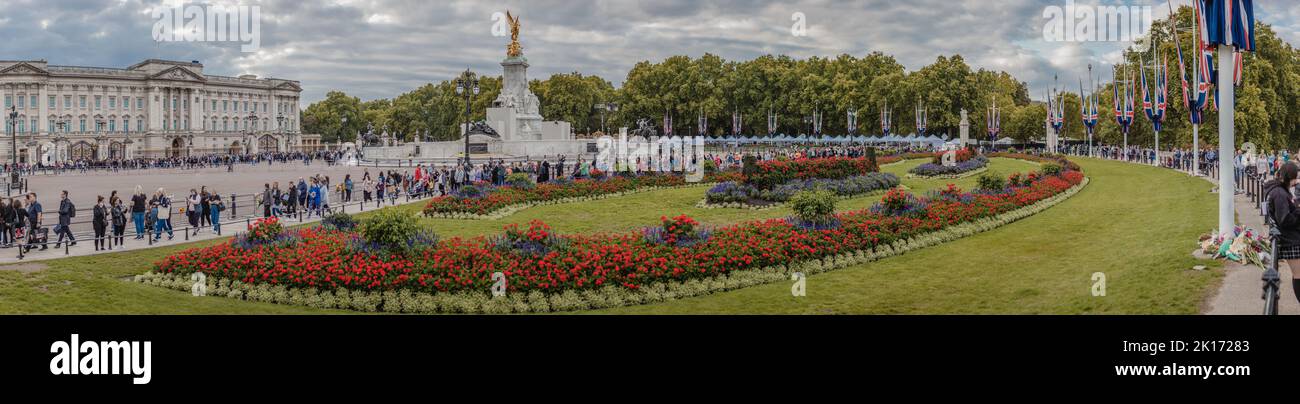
0, 59, 304, 164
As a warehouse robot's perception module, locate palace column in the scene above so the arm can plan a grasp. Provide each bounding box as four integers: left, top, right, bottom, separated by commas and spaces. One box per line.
189, 88, 203, 135
37, 84, 48, 136
147, 86, 162, 157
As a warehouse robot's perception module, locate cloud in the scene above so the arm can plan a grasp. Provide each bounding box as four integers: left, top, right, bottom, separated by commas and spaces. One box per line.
0, 0, 1292, 104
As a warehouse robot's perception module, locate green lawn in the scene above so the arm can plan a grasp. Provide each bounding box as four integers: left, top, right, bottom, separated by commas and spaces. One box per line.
0, 157, 1220, 314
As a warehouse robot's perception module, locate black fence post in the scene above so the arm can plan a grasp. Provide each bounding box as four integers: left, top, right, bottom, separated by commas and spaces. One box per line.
231, 194, 238, 217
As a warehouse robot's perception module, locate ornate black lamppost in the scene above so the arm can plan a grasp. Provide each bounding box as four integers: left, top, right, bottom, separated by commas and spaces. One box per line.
7, 106, 17, 167
455, 69, 480, 165
595, 102, 619, 135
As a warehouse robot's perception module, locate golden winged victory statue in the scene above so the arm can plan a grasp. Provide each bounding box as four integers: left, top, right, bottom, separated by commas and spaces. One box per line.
506, 11, 523, 57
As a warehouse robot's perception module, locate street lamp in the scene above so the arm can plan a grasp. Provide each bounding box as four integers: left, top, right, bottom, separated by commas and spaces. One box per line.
277, 112, 287, 151
594, 102, 619, 136
7, 106, 17, 167
455, 69, 480, 165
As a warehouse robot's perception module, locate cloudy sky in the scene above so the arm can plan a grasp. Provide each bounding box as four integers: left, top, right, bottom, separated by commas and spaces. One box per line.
2, 0, 1295, 104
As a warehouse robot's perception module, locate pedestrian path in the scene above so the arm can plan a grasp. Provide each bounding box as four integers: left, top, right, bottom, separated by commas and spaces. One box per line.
1204, 191, 1299, 315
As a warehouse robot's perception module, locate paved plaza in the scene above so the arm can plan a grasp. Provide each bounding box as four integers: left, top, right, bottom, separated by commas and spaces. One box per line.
0, 162, 433, 263
18, 162, 376, 202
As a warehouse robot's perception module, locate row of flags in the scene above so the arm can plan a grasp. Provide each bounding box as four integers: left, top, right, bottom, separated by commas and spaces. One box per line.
643, 1, 1256, 143
655, 103, 926, 137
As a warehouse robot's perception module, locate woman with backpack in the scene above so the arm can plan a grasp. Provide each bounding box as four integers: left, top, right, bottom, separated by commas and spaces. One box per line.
208, 191, 224, 235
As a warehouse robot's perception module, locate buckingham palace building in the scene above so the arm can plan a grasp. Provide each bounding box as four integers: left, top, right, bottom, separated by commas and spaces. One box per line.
0, 59, 304, 164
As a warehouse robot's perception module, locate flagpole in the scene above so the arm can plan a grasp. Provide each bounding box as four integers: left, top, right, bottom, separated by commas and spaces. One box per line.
1218, 43, 1234, 236
1152, 47, 1160, 167
1192, 3, 1201, 177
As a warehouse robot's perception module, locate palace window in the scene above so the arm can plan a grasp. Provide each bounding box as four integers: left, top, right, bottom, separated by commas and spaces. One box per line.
17, 94, 25, 109
109, 97, 116, 109
95, 96, 101, 110
64, 96, 71, 109
30, 95, 37, 109
30, 119, 37, 133
48, 119, 54, 131
79, 119, 86, 132
3, 96, 10, 109
109, 120, 116, 132
80, 96, 87, 108
223, 101, 228, 111
137, 97, 144, 110
137, 119, 143, 132
49, 96, 55, 109
123, 119, 129, 132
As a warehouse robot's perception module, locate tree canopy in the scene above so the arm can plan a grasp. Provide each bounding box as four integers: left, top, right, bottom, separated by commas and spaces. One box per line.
303, 9, 1295, 150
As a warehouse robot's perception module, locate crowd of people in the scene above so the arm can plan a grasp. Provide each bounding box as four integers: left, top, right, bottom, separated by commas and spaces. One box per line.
0, 150, 351, 177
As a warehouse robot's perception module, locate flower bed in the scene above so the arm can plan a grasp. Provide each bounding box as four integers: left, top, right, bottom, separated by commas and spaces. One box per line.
908, 151, 989, 178
987, 152, 1079, 172
147, 161, 1086, 313
746, 156, 881, 190
702, 172, 900, 209
423, 172, 744, 219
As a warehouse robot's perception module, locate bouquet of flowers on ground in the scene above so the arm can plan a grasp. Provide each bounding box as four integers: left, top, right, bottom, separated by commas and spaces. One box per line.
1200, 226, 1271, 268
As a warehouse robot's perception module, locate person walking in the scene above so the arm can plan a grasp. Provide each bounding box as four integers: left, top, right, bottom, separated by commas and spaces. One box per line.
0, 197, 12, 248
11, 199, 26, 250
199, 186, 211, 230
344, 174, 354, 203
208, 192, 223, 235
25, 193, 45, 252
153, 189, 174, 242
187, 189, 201, 235
92, 196, 108, 251
54, 190, 76, 248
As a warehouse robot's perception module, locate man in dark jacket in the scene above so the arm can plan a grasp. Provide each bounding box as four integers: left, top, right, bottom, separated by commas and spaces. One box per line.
0, 200, 11, 247
54, 190, 75, 248
262, 183, 273, 218
26, 193, 45, 252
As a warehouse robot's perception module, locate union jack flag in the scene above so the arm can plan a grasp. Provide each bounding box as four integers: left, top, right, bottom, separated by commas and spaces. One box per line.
1114, 68, 1136, 134
663, 111, 672, 136
1080, 79, 1098, 135
880, 105, 892, 136
987, 98, 1000, 140
1202, 0, 1255, 51
1140, 52, 1169, 133
698, 110, 708, 136
914, 105, 926, 137
847, 109, 858, 136
732, 109, 742, 137
1172, 0, 1215, 124
767, 111, 777, 136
